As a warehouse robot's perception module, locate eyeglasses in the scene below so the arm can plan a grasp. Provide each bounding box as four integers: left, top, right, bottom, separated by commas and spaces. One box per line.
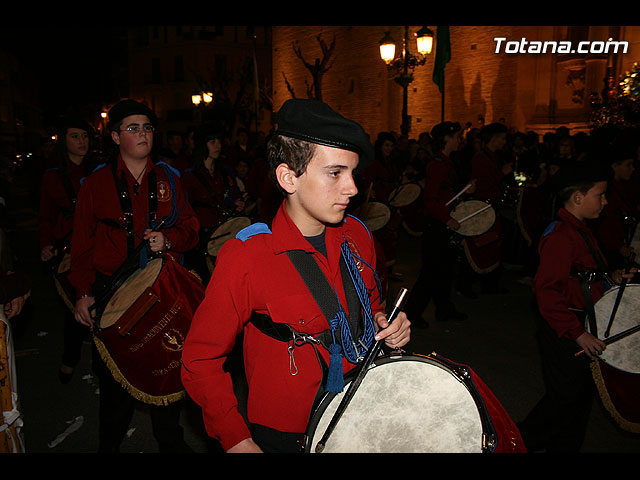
120, 125, 155, 134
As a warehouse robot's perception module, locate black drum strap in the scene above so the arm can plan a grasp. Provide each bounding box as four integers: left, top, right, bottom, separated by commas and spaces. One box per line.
575, 228, 609, 337
111, 161, 158, 258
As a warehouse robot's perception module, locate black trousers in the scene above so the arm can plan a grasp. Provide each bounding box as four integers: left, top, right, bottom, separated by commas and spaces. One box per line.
405, 221, 459, 321
251, 424, 305, 453
92, 347, 191, 453
518, 314, 595, 452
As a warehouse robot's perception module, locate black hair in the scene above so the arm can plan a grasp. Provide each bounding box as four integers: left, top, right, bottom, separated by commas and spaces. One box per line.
266, 134, 317, 196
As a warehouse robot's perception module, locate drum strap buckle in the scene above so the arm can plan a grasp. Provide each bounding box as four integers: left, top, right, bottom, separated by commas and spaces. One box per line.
289, 332, 321, 376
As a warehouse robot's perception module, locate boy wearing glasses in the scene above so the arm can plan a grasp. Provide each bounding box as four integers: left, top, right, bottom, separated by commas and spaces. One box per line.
69, 99, 199, 452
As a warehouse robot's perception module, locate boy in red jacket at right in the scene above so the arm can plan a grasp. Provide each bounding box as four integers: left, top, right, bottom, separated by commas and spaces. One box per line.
518, 158, 635, 452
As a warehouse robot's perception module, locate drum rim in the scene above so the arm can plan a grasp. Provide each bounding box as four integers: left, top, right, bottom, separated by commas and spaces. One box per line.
99, 256, 165, 329
303, 353, 498, 453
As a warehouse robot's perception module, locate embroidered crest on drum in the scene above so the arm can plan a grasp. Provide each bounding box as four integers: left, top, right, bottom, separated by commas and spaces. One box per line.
162, 328, 185, 352
157, 181, 172, 202
128, 297, 183, 353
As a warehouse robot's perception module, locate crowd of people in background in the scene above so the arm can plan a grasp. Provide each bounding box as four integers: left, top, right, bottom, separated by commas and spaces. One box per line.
2, 102, 640, 453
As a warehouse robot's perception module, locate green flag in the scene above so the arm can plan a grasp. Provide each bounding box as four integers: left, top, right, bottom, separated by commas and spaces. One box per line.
432, 26, 451, 94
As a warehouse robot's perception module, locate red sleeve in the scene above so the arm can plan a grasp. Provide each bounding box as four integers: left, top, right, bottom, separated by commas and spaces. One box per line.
181, 238, 253, 450
424, 160, 453, 224
68, 179, 98, 297
533, 229, 586, 340
161, 175, 200, 254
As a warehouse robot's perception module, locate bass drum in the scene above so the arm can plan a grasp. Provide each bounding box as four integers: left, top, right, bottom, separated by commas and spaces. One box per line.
589, 284, 640, 432
304, 353, 525, 453
94, 255, 205, 406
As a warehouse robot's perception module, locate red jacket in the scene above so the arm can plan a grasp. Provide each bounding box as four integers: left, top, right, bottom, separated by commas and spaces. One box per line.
595, 179, 635, 254
472, 147, 505, 201
533, 208, 608, 341
424, 152, 464, 224
181, 201, 384, 450
38, 160, 85, 248
182, 162, 244, 230
68, 156, 199, 298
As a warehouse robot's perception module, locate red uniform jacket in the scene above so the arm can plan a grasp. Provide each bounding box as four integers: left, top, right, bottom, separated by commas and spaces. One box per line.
472, 147, 505, 201
181, 201, 384, 450
533, 208, 608, 341
181, 164, 234, 230
424, 152, 463, 224
68, 156, 199, 298
38, 160, 85, 248
595, 179, 635, 255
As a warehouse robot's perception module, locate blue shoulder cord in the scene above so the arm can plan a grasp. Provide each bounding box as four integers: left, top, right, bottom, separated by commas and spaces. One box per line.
325, 238, 379, 393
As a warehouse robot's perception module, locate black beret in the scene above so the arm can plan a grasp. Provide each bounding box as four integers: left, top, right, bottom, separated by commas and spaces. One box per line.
57, 116, 94, 136
275, 98, 373, 169
430, 121, 461, 140
107, 99, 157, 131
552, 158, 612, 192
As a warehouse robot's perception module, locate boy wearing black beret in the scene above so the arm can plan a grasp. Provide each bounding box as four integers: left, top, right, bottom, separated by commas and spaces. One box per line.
182, 99, 411, 453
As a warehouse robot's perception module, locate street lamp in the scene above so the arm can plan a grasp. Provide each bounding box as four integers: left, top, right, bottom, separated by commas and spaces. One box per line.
379, 26, 433, 136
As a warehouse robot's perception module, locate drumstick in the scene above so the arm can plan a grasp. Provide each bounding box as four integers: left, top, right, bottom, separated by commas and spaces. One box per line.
314, 288, 408, 453
446, 183, 473, 206
604, 279, 628, 338
457, 204, 492, 223
574, 322, 640, 356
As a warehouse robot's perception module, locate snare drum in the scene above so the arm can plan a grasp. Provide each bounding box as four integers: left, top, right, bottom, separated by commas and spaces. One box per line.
94, 255, 205, 405
53, 253, 76, 313
304, 353, 525, 453
352, 202, 391, 232
450, 200, 496, 237
387, 183, 422, 208
207, 216, 252, 257
589, 284, 640, 432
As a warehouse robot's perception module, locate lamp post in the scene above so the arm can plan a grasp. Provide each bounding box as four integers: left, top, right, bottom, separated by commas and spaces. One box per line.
191, 90, 214, 123
380, 26, 433, 136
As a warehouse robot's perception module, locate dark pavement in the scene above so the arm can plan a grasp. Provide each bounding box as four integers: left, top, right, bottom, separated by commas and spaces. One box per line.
3, 170, 640, 454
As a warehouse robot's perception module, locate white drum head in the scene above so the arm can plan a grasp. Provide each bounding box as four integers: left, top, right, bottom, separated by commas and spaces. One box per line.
451, 200, 496, 237
353, 202, 391, 232
306, 356, 484, 453
593, 284, 640, 374
388, 183, 422, 207
207, 216, 252, 257
100, 258, 163, 329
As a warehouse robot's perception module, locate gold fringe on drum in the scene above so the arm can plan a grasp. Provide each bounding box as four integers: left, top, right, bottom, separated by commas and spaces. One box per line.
93, 334, 185, 407
591, 360, 640, 434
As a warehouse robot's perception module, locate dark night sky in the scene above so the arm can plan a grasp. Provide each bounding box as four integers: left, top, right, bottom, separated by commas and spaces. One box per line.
3, 25, 122, 125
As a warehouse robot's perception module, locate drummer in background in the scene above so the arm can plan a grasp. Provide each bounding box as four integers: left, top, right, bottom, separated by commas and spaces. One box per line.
182, 127, 245, 282
517, 158, 636, 452
593, 146, 637, 271
181, 98, 411, 453
405, 122, 472, 328
69, 99, 199, 453
38, 117, 97, 384
458, 122, 512, 296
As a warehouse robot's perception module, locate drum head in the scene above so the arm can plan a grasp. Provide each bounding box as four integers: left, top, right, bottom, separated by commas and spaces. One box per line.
451, 200, 496, 237
57, 253, 71, 274
593, 284, 640, 374
207, 216, 252, 256
388, 183, 422, 207
353, 202, 391, 232
100, 258, 163, 329
306, 355, 484, 453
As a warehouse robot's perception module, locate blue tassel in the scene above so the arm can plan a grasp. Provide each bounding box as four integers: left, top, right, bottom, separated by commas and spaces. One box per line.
326, 343, 344, 393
